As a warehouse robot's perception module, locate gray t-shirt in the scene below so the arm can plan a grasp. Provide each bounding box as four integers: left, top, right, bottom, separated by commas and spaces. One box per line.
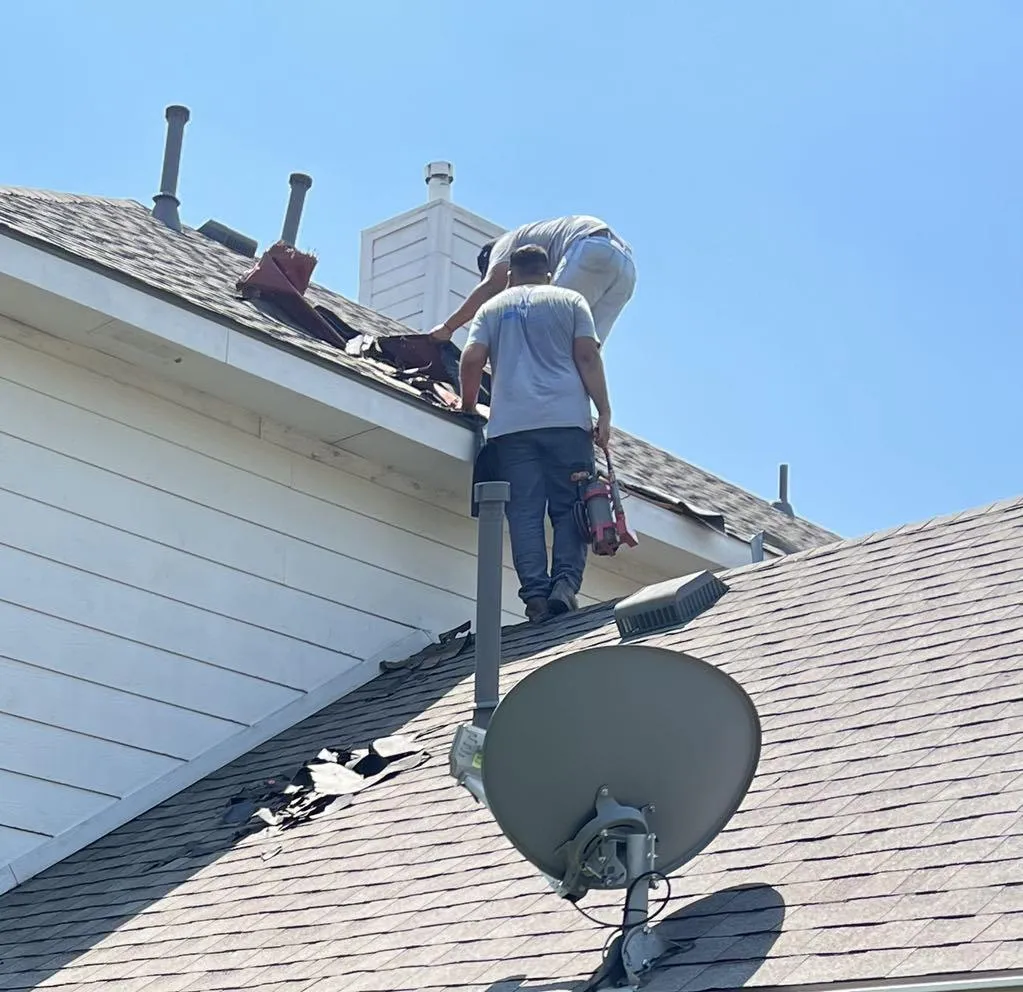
465, 284, 599, 440
486, 215, 609, 276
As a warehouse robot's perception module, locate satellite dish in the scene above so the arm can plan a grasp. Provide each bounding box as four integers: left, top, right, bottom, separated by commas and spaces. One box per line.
480, 644, 761, 986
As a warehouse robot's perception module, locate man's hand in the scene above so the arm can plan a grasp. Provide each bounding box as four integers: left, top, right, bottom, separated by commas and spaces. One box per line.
593, 412, 611, 449
429, 323, 453, 342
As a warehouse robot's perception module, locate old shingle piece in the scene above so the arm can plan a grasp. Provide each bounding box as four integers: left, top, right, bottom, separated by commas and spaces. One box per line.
0, 186, 838, 552
1, 495, 1022, 990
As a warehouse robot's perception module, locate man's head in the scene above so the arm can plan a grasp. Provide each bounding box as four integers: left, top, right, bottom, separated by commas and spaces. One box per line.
476, 240, 496, 278
507, 244, 551, 287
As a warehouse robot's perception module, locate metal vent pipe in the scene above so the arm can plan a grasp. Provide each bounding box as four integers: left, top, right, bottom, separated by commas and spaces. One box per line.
152, 105, 191, 231
472, 480, 510, 730
771, 463, 795, 518
281, 172, 313, 246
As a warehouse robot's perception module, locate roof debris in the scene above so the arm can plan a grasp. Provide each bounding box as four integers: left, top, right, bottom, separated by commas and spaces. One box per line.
380, 620, 474, 674
142, 732, 429, 873
238, 238, 491, 414
221, 733, 430, 838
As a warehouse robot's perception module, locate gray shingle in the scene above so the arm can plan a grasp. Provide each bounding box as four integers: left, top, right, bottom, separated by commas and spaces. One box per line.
1, 458, 1023, 989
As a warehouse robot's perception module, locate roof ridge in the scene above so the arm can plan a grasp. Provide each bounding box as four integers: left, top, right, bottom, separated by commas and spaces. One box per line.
724, 489, 1023, 581
0, 185, 140, 208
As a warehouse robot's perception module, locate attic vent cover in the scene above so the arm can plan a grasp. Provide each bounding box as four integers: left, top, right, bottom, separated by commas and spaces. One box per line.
198, 220, 258, 258
614, 571, 729, 638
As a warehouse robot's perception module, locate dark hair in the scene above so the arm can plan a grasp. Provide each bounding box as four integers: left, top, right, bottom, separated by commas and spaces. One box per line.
509, 243, 550, 277
477, 239, 496, 278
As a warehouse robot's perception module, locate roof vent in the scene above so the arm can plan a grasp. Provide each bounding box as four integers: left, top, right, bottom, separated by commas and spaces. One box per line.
614, 571, 729, 639
152, 105, 190, 232
425, 161, 454, 202
198, 220, 258, 258
770, 463, 795, 518
281, 173, 312, 247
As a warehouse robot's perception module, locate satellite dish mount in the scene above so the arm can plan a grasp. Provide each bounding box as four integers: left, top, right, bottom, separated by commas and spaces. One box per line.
558, 786, 678, 986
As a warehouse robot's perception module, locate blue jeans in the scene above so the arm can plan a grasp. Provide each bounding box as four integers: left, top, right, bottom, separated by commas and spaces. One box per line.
494, 427, 595, 604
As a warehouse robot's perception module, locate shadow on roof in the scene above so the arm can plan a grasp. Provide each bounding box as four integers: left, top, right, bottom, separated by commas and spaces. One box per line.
0, 607, 618, 988
481, 885, 785, 992
646, 883, 786, 988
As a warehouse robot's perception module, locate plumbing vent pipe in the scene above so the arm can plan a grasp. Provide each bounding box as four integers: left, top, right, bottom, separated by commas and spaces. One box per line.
771, 463, 795, 518
152, 105, 191, 231
472, 480, 510, 730
281, 172, 313, 246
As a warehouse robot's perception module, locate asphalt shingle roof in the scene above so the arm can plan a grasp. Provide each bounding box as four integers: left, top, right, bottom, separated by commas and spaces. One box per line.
0, 186, 839, 553
2, 494, 1022, 991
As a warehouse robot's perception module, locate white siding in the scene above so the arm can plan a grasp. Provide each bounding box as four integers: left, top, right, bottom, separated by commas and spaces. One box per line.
363, 213, 431, 328
359, 199, 505, 341
0, 315, 643, 889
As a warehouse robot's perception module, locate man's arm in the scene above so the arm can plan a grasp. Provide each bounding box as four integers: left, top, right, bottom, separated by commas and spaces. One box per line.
430, 261, 510, 342
459, 342, 489, 414
571, 299, 612, 447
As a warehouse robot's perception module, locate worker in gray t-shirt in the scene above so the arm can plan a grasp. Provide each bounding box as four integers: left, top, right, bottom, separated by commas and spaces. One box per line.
430, 214, 635, 349
459, 244, 613, 624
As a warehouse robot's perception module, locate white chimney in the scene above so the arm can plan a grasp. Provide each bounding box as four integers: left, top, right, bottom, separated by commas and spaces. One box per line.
358, 162, 506, 347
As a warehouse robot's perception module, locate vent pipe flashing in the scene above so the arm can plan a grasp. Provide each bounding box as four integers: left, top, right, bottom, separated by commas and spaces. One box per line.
281, 172, 313, 246
771, 463, 795, 518
425, 161, 454, 202
152, 105, 191, 232
472, 480, 510, 729
614, 571, 729, 639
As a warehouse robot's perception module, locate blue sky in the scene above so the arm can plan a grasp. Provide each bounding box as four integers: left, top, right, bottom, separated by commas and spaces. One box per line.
2, 0, 1021, 538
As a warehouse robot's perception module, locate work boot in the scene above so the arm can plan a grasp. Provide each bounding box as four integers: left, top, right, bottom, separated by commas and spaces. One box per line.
547, 579, 579, 617
524, 597, 550, 624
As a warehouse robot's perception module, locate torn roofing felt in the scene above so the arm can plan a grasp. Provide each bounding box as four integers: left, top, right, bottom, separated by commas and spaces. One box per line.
145, 731, 430, 874
3, 495, 1023, 992
0, 186, 838, 552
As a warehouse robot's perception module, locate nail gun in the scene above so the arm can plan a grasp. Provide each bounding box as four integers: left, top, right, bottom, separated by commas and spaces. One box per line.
571, 443, 639, 557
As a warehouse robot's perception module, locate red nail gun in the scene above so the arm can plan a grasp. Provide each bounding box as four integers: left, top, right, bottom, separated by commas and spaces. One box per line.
571, 443, 639, 557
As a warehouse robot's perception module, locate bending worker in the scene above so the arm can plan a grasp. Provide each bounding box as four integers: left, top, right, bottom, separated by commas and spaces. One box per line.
430, 215, 635, 348
459, 244, 612, 624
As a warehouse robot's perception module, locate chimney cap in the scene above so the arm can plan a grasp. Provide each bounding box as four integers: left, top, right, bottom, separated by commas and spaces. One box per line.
425, 161, 454, 182
425, 161, 454, 201
289, 172, 313, 191
165, 104, 190, 123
